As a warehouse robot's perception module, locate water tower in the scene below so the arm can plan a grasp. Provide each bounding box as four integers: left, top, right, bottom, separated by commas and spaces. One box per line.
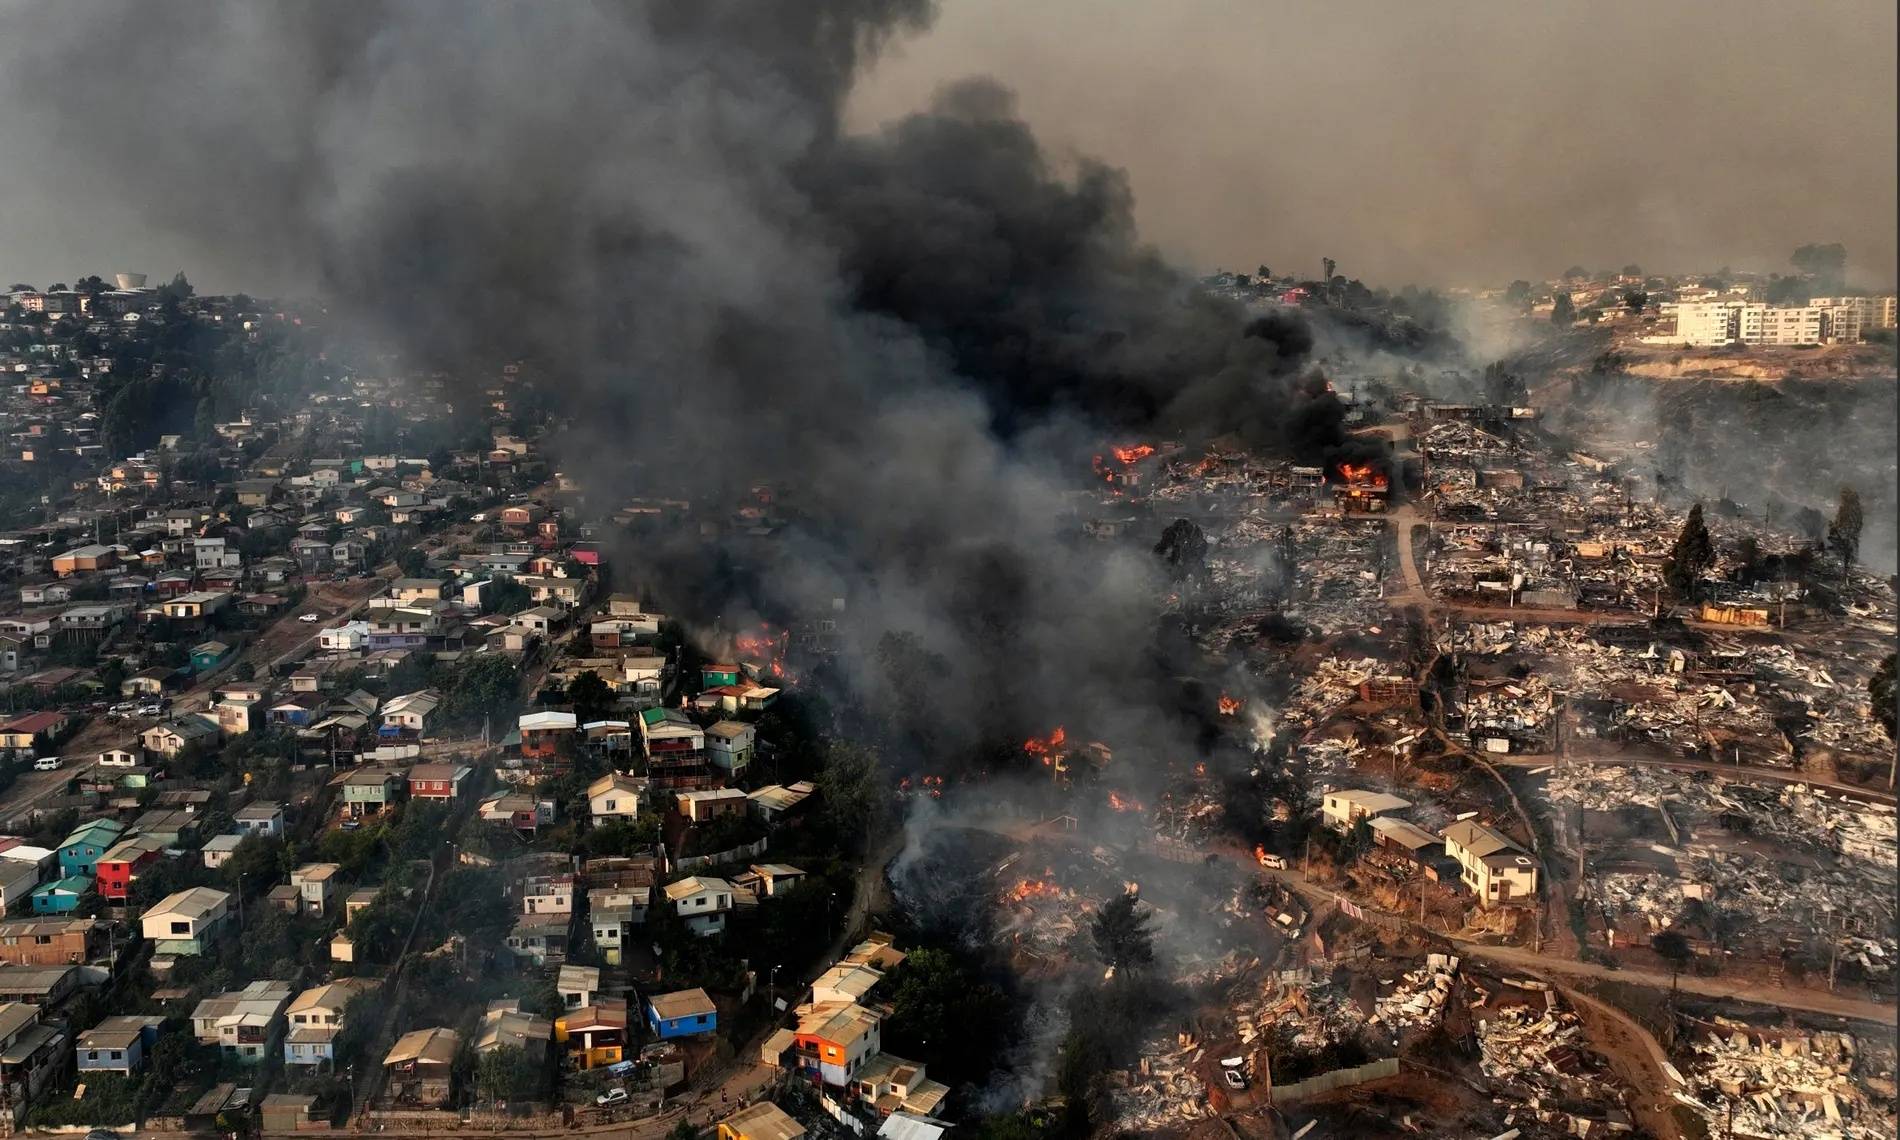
113, 272, 147, 290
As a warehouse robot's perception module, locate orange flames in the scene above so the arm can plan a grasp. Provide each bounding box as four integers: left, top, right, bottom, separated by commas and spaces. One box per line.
1106, 790, 1145, 813
1253, 844, 1270, 866
1023, 725, 1067, 766
1217, 694, 1243, 716
1193, 761, 1208, 778
1336, 463, 1388, 488
1007, 873, 1062, 903
1111, 444, 1155, 465
733, 624, 792, 682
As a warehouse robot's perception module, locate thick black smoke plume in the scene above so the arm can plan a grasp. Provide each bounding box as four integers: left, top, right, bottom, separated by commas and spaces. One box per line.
0, 1, 1347, 778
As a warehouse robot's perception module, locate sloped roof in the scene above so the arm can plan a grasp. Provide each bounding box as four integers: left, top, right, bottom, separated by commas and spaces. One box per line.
384, 1026, 460, 1067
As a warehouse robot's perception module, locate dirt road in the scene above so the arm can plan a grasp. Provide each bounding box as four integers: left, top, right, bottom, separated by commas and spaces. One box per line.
1488, 749, 1897, 806
1455, 941, 1895, 1025
1559, 984, 1685, 1140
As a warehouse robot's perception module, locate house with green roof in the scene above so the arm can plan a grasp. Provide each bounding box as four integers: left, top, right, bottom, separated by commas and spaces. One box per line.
57, 819, 126, 877
29, 876, 90, 915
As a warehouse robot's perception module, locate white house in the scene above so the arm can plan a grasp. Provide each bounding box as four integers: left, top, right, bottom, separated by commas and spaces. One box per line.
379, 690, 441, 735
142, 887, 233, 955
318, 621, 369, 652
1441, 819, 1538, 906
1319, 789, 1412, 833
706, 720, 756, 776
234, 803, 284, 838
586, 772, 646, 821
662, 876, 733, 938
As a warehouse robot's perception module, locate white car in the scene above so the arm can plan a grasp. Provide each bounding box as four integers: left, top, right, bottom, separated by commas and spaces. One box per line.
594, 1088, 628, 1108
299, 613, 321, 623
31, 756, 62, 772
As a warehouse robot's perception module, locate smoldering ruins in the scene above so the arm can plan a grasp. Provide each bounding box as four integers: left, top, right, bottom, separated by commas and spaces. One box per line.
0, 2, 1893, 1139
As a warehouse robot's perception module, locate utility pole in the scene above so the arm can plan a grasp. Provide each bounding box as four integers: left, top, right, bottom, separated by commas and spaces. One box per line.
1827, 910, 1841, 993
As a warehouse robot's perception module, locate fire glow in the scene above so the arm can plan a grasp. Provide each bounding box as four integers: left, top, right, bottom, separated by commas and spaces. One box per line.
1217, 694, 1243, 716
1106, 790, 1144, 813
1336, 463, 1388, 489
733, 623, 791, 680
1023, 725, 1067, 765
1254, 844, 1271, 866
1006, 874, 1062, 903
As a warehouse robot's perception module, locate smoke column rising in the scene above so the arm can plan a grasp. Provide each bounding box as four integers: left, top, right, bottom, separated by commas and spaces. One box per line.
0, 1, 1350, 778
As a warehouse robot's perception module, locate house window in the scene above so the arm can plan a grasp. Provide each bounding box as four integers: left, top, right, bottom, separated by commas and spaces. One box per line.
86, 1051, 98, 1061
170, 921, 190, 935
109, 1050, 122, 1061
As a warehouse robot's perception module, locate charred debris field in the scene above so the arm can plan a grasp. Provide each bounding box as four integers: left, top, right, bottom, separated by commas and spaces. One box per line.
0, 3, 1891, 1137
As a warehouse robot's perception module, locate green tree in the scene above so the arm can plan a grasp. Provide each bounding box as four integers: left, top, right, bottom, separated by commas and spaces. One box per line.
1827, 486, 1863, 573
397, 548, 430, 578
1623, 288, 1648, 314
1663, 503, 1715, 600
1091, 892, 1155, 972
885, 948, 1009, 1083
1562, 265, 1588, 280
1620, 264, 1642, 277
1550, 292, 1576, 325
1502, 280, 1531, 307
473, 1044, 538, 1102
1790, 243, 1846, 290
566, 670, 613, 724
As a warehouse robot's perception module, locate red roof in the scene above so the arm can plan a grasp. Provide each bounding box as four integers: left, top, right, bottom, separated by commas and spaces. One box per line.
1, 711, 67, 734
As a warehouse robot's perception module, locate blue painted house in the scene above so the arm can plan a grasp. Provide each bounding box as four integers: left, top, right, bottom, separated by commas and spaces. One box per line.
57, 819, 126, 877
645, 988, 717, 1040
77, 1015, 165, 1075
700, 664, 742, 689
30, 876, 90, 915
190, 640, 232, 674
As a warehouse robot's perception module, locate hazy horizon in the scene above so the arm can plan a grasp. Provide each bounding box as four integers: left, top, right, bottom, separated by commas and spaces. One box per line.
0, 0, 1892, 296
847, 0, 1897, 291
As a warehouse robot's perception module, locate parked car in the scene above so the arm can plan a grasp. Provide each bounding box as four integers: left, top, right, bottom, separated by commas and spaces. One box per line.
31, 756, 62, 772
594, 1088, 628, 1108
299, 613, 321, 623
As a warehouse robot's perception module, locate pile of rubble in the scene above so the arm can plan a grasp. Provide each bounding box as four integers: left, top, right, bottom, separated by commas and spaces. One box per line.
1366, 953, 1458, 1040
1477, 1002, 1635, 1138
1551, 765, 1897, 966
1230, 973, 1365, 1055
994, 877, 1092, 957
1685, 1024, 1892, 1140
1279, 657, 1383, 732
1111, 1028, 1209, 1133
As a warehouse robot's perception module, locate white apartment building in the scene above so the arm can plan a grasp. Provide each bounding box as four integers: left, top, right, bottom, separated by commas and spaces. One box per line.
1810, 295, 1899, 343
1669, 300, 1743, 346
1666, 300, 1835, 347
1739, 304, 1824, 346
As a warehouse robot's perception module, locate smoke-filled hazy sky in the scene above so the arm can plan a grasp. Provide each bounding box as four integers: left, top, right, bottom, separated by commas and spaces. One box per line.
847, 0, 1898, 289
0, 1, 1890, 293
